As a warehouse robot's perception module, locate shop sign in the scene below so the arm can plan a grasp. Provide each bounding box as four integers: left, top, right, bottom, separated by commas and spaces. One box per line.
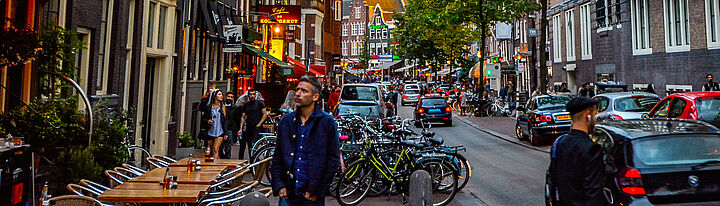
223, 25, 243, 53
258, 5, 301, 24
369, 25, 387, 30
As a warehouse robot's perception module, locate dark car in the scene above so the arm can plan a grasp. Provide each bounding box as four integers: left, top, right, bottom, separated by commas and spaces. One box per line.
414, 94, 453, 127
546, 119, 720, 206
333, 101, 384, 119
515, 94, 574, 146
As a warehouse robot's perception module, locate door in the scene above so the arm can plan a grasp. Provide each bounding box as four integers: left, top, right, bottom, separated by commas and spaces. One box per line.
141, 58, 157, 150
650, 98, 672, 118
667, 97, 688, 119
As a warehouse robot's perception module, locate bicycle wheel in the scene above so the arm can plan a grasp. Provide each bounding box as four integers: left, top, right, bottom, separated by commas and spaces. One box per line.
453, 154, 471, 190
250, 136, 275, 158
250, 145, 274, 186
336, 160, 374, 206
421, 159, 459, 206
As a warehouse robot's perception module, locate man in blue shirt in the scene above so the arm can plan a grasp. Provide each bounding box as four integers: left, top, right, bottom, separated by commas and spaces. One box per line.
271, 76, 340, 205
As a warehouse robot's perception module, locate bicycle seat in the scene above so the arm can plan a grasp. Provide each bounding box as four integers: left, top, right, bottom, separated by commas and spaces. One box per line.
422, 131, 435, 137
428, 137, 444, 145
400, 140, 425, 149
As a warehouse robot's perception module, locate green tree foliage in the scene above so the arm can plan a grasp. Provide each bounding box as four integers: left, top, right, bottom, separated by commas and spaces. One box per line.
37, 23, 85, 78
0, 18, 39, 68
358, 37, 370, 70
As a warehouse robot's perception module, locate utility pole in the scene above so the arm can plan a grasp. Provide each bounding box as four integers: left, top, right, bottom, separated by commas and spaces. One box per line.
539, 0, 549, 94
306, 38, 312, 74
529, 14, 537, 92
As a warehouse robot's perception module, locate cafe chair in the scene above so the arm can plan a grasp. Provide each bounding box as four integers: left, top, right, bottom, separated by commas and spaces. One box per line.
206, 169, 252, 197
114, 167, 143, 178
48, 195, 103, 206
255, 188, 272, 197
121, 163, 147, 175
153, 155, 178, 163
67, 183, 103, 197
104, 170, 131, 188
247, 157, 272, 185
145, 157, 169, 169
198, 181, 260, 206
79, 179, 111, 194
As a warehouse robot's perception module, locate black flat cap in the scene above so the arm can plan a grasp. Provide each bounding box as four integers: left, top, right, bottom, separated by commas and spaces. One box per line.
566, 97, 599, 115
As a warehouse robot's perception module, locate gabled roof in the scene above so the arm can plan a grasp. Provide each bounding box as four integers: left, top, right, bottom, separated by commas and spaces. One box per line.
365, 0, 405, 21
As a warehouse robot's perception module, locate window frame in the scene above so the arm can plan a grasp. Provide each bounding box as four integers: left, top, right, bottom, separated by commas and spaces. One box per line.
565, 9, 576, 62
706, 0, 720, 49
631, 0, 652, 55
580, 3, 593, 60
552, 14, 562, 63
668, 97, 688, 118
96, 0, 114, 94
355, 7, 361, 19
663, 0, 691, 53
342, 24, 348, 36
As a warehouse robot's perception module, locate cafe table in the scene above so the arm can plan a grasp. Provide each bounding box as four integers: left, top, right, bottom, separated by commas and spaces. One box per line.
170, 157, 248, 170
98, 189, 204, 204
128, 167, 224, 185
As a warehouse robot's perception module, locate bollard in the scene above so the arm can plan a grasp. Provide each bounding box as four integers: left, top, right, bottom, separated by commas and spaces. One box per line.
239, 192, 270, 206
409, 170, 433, 206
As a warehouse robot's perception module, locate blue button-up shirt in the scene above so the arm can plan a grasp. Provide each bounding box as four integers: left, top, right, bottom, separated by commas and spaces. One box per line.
208, 106, 224, 137
292, 119, 313, 195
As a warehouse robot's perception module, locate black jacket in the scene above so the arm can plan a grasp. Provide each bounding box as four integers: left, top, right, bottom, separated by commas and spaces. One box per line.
198, 97, 231, 140
703, 82, 720, 91
550, 129, 606, 206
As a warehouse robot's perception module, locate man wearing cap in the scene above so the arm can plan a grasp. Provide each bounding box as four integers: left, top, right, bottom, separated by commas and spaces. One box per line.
548, 97, 606, 205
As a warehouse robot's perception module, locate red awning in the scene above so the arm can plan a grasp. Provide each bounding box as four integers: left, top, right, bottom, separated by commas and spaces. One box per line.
287, 57, 326, 77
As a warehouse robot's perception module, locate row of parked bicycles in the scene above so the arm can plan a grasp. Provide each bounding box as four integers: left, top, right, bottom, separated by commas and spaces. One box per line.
245, 112, 470, 206
448, 94, 518, 117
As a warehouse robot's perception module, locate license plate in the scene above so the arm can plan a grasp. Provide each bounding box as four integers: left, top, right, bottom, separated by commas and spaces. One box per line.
429, 109, 441, 113
556, 115, 570, 120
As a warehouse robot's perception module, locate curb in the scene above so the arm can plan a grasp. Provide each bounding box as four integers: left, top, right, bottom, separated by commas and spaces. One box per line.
454, 113, 550, 154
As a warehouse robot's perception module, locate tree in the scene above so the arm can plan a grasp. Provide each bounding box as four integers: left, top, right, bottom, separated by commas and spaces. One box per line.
358, 37, 370, 73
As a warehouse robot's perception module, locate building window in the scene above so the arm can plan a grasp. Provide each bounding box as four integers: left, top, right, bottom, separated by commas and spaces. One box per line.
351, 23, 356, 35
595, 0, 611, 29
335, 1, 342, 21
663, 0, 690, 52
355, 7, 361, 19
382, 28, 388, 39
342, 42, 347, 56
631, 0, 652, 55
552, 14, 562, 63
383, 43, 388, 54
565, 9, 575, 62
342, 24, 348, 36
158, 5, 167, 49
97, 0, 114, 94
580, 3, 593, 59
369, 29, 374, 39
370, 43, 375, 55
706, 0, 720, 49
147, 1, 156, 47
351, 41, 357, 55
358, 24, 364, 35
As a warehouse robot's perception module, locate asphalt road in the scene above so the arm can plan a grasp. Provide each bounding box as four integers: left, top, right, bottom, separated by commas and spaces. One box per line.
268, 104, 549, 205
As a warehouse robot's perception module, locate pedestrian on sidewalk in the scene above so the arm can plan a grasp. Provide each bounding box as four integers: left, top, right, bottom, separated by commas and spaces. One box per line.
329, 86, 340, 112
238, 89, 268, 160
548, 97, 605, 205
221, 92, 240, 159
578, 83, 595, 98
702, 74, 720, 91
559, 83, 571, 93
200, 89, 231, 160
271, 76, 340, 206
389, 88, 399, 116
461, 89, 472, 116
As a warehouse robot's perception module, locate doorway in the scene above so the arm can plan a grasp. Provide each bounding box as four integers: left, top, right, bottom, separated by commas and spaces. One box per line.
142, 58, 157, 150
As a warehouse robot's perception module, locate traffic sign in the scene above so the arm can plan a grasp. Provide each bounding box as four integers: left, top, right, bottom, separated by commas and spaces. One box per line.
379, 54, 394, 62
456, 71, 462, 77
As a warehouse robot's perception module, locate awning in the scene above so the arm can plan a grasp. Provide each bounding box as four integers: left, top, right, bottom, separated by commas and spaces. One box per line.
244, 45, 292, 68
394, 64, 414, 72
469, 62, 483, 78
286, 57, 326, 77
379, 60, 402, 70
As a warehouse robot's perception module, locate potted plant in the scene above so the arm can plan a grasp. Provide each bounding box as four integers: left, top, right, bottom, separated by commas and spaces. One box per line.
175, 132, 196, 158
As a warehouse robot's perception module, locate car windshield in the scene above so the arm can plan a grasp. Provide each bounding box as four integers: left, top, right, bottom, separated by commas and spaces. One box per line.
536, 95, 573, 110
406, 90, 419, 95
337, 104, 380, 118
697, 98, 720, 126
421, 98, 447, 107
341, 86, 379, 101
614, 96, 660, 112
633, 134, 720, 167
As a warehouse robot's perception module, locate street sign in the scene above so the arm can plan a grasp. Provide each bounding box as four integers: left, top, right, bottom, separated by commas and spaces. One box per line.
281, 66, 294, 76
223, 25, 243, 53
285, 30, 294, 40
529, 28, 539, 37
258, 5, 301, 24
332, 54, 342, 62
456, 71, 462, 77
379, 54, 393, 62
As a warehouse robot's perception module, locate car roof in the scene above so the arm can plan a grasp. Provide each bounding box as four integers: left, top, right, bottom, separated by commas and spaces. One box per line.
667, 91, 720, 99
535, 94, 574, 99
338, 100, 378, 105
343, 84, 379, 88
597, 119, 720, 139
594, 92, 659, 99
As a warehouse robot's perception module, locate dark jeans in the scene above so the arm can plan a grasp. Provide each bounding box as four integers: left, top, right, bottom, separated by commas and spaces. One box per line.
280, 195, 324, 206
238, 127, 258, 159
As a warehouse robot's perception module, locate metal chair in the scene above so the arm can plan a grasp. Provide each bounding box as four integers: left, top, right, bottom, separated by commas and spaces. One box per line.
256, 188, 273, 197
104, 170, 131, 188
248, 157, 272, 184
121, 163, 147, 175
114, 167, 142, 178
145, 157, 169, 169
206, 169, 252, 197
66, 183, 102, 197
199, 181, 260, 205
153, 155, 178, 163
48, 195, 102, 206
78, 179, 111, 194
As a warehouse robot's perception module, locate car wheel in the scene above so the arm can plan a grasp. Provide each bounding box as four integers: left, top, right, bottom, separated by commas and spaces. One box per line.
445, 120, 453, 127
516, 122, 528, 140
529, 127, 541, 146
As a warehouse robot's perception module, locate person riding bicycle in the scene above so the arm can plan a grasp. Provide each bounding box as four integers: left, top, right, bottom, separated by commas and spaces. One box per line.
461, 89, 472, 116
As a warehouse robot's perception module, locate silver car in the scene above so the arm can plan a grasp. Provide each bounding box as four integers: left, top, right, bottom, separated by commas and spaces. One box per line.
593, 92, 660, 121
340, 84, 387, 118
401, 89, 421, 105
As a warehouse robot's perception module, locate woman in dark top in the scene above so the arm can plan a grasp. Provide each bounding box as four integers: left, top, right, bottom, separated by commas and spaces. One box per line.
199, 89, 231, 159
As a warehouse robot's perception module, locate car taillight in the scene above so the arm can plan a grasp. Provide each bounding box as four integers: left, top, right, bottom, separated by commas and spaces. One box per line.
609, 114, 624, 120
617, 168, 645, 196
538, 115, 553, 122
418, 108, 425, 114
417, 95, 421, 98
403, 95, 408, 99
445, 107, 452, 112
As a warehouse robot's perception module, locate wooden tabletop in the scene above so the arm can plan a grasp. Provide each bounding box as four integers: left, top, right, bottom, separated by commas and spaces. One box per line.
98, 189, 202, 203
114, 182, 211, 191
128, 168, 220, 185
167, 165, 228, 172
170, 158, 247, 169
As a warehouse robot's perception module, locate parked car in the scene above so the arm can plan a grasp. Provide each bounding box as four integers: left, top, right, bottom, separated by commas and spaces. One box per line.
340, 84, 387, 117
404, 83, 420, 91
593, 92, 660, 121
515, 94, 574, 146
546, 119, 720, 205
648, 92, 720, 128
595, 82, 629, 95
402, 89, 421, 106
333, 100, 384, 119
414, 94, 453, 127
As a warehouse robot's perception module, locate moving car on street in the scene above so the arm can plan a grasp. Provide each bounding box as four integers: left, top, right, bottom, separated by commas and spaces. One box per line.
593, 92, 660, 121
515, 94, 574, 145
648, 92, 720, 128
546, 119, 720, 205
401, 89, 421, 106
414, 94, 453, 127
340, 84, 387, 117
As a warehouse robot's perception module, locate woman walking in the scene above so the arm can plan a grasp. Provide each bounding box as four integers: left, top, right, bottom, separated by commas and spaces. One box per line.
200, 89, 231, 159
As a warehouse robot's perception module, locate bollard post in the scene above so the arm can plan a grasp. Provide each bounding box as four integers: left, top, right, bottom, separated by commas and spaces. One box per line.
409, 170, 433, 206
240, 192, 270, 206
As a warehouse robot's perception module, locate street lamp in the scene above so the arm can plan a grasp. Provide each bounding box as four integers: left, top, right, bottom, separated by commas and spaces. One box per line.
274, 27, 280, 33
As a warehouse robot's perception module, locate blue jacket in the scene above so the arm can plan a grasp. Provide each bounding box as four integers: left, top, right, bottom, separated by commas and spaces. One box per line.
271, 105, 340, 198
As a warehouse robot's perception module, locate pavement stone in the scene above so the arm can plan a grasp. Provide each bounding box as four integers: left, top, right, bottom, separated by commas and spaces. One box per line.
454, 113, 551, 153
